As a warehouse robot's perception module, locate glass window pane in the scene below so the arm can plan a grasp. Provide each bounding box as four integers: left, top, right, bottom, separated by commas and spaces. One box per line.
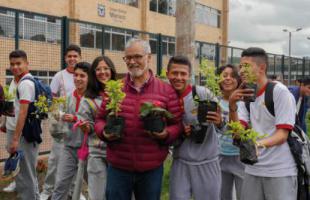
150, 39, 157, 54
112, 33, 125, 51
158, 0, 168, 14
104, 31, 111, 50
80, 27, 95, 48
150, 0, 158, 11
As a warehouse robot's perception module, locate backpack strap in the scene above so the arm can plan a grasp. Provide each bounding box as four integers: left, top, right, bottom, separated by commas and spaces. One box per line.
245, 81, 276, 117
192, 85, 197, 99
264, 81, 276, 117
16, 76, 38, 100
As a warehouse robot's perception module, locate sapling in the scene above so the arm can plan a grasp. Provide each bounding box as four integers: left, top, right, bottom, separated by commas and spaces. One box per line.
104, 80, 126, 137
240, 63, 258, 102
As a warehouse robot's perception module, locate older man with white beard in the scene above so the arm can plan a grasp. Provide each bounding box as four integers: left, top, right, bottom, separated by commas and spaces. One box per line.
95, 38, 183, 200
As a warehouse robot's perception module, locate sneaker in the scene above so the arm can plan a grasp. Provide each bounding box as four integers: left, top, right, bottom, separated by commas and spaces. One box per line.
3, 181, 16, 192
2, 150, 23, 180
39, 192, 50, 200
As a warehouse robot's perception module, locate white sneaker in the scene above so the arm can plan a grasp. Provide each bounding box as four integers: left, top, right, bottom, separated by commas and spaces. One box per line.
40, 192, 50, 200
80, 193, 86, 200
3, 181, 16, 192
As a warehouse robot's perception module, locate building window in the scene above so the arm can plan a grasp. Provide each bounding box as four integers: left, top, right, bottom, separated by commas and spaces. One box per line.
162, 37, 175, 56
195, 3, 221, 28
110, 0, 139, 7
150, 0, 176, 16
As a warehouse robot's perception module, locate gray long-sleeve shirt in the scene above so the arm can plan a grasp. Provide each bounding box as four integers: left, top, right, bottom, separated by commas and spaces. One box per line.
173, 85, 220, 165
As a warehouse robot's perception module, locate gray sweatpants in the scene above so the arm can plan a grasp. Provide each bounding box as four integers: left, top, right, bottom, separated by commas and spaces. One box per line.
13, 135, 40, 200
241, 173, 297, 200
41, 139, 64, 196
220, 155, 245, 200
87, 152, 107, 200
169, 158, 221, 200
51, 146, 79, 200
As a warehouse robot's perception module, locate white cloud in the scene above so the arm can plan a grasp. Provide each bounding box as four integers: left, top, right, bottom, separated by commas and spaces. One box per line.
229, 0, 310, 57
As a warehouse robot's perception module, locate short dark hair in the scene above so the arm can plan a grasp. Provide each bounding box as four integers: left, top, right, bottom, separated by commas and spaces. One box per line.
241, 47, 269, 67
74, 62, 91, 74
65, 44, 81, 56
85, 56, 117, 99
268, 75, 278, 80
216, 64, 241, 89
167, 55, 192, 73
9, 50, 27, 60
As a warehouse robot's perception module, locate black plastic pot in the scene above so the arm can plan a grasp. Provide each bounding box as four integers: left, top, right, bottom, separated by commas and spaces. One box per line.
143, 115, 165, 133
243, 83, 257, 102
239, 139, 258, 165
197, 101, 217, 123
190, 125, 208, 144
104, 115, 125, 137
3, 101, 14, 116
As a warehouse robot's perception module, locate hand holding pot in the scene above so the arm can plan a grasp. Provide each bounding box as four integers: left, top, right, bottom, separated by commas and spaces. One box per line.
62, 114, 76, 123
206, 107, 222, 127
147, 129, 168, 140
103, 130, 120, 141
229, 82, 255, 104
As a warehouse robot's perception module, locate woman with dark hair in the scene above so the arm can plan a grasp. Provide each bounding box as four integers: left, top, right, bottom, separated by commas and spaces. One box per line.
216, 64, 245, 200
78, 55, 116, 200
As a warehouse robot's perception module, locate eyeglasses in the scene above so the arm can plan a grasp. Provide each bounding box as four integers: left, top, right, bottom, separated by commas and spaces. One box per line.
123, 54, 146, 62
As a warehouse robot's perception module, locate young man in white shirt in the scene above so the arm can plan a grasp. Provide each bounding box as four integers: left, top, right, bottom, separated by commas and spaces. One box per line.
40, 44, 85, 200
8, 50, 40, 200
229, 47, 297, 200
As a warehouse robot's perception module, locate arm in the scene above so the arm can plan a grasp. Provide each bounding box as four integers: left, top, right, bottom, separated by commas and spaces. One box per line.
94, 100, 108, 141
9, 103, 29, 153
257, 128, 289, 148
162, 88, 183, 144
77, 98, 95, 134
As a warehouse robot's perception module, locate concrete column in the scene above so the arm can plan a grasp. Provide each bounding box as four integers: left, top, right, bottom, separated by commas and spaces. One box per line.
175, 0, 196, 82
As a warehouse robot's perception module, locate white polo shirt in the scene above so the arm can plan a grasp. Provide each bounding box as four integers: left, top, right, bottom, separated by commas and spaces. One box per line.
15, 73, 35, 117
50, 69, 75, 97
238, 82, 297, 177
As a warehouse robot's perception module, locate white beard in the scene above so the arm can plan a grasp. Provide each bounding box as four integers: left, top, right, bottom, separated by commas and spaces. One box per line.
129, 62, 149, 78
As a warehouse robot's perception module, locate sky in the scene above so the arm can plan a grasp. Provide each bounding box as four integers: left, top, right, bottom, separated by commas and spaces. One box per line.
229, 0, 310, 58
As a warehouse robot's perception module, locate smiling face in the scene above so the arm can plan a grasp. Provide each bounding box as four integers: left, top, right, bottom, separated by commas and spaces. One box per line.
65, 50, 81, 68
124, 42, 151, 78
95, 60, 112, 84
10, 57, 29, 77
167, 63, 191, 94
74, 68, 88, 92
220, 67, 239, 94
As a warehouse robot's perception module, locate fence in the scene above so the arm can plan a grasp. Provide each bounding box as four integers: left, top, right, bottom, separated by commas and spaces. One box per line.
0, 6, 309, 160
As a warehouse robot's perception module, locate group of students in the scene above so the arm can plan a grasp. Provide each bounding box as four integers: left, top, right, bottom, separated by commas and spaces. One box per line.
2, 38, 310, 200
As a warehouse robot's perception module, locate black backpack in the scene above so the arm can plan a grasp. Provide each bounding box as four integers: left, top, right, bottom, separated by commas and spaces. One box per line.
17, 76, 52, 144
245, 81, 310, 200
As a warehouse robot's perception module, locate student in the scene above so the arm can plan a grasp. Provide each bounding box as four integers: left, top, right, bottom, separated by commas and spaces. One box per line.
78, 56, 117, 200
51, 62, 90, 200
40, 44, 85, 200
288, 77, 310, 133
166, 55, 222, 200
229, 47, 297, 200
8, 50, 40, 200
216, 64, 244, 200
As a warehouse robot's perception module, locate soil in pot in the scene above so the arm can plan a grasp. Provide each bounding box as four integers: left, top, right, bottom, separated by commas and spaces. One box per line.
143, 115, 165, 133
239, 139, 258, 165
104, 115, 125, 137
197, 101, 217, 123
243, 83, 257, 102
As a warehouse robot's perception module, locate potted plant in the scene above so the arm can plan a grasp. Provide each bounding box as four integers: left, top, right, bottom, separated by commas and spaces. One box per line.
2, 85, 15, 116
140, 101, 173, 133
104, 80, 126, 137
240, 63, 258, 102
49, 96, 66, 121
33, 95, 50, 119
226, 121, 266, 165
196, 59, 221, 123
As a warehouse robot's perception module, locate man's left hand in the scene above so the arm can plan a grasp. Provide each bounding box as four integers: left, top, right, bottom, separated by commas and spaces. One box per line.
206, 108, 223, 128
147, 129, 168, 140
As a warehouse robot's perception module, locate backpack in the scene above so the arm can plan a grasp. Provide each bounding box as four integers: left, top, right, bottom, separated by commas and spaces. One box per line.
245, 81, 310, 200
17, 76, 53, 144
